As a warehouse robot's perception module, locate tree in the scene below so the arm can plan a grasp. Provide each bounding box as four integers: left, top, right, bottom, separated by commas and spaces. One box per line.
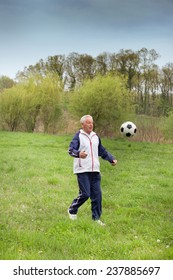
95, 52, 110, 76
132, 48, 160, 114
0, 73, 63, 132
69, 74, 133, 136
20, 73, 63, 132
0, 86, 22, 131
64, 52, 95, 90
109, 49, 140, 91
0, 76, 15, 92
16, 55, 65, 82
44, 55, 65, 79
156, 63, 173, 116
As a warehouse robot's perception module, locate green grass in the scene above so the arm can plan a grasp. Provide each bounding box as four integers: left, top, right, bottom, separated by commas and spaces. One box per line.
0, 131, 173, 260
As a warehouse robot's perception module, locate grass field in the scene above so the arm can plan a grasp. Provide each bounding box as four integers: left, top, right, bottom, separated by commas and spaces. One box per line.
0, 131, 173, 260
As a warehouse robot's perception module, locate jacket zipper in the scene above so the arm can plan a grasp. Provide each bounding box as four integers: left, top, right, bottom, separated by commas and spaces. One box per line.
80, 132, 96, 171
90, 139, 94, 171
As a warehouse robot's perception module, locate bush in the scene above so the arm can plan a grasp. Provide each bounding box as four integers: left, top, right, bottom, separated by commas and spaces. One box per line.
69, 74, 133, 136
0, 73, 63, 132
0, 86, 23, 131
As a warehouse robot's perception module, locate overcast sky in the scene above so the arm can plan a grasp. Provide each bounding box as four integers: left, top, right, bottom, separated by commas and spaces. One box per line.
0, 0, 173, 79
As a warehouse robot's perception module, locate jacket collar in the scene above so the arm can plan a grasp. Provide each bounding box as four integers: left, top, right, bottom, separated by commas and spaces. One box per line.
80, 129, 96, 138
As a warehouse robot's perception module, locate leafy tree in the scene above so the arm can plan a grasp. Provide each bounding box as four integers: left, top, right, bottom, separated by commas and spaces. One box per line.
138, 48, 159, 70
0, 86, 22, 131
0, 76, 15, 92
64, 52, 95, 90
0, 73, 63, 132
109, 49, 140, 91
19, 80, 41, 132
35, 74, 63, 132
20, 73, 63, 132
95, 52, 110, 76
69, 74, 133, 135
16, 55, 65, 82
45, 55, 65, 78
159, 63, 173, 115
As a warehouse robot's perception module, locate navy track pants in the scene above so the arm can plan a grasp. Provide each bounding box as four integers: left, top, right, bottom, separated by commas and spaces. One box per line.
69, 172, 102, 220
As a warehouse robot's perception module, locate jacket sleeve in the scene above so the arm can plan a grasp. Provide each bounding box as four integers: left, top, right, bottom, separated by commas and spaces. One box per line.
98, 137, 116, 163
68, 131, 80, 158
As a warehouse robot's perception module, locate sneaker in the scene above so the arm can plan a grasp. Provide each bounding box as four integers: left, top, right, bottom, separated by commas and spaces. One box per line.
96, 220, 105, 226
68, 209, 77, 220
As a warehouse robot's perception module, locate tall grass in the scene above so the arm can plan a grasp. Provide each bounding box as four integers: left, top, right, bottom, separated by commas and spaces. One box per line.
133, 115, 172, 143
0, 131, 173, 260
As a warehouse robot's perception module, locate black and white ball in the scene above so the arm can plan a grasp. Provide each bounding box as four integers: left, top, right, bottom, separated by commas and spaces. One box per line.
120, 121, 137, 137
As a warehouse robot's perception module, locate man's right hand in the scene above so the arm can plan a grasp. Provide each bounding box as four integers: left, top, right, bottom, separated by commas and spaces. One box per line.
79, 151, 88, 158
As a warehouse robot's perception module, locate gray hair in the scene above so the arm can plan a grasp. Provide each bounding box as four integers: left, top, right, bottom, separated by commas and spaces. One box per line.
80, 115, 93, 124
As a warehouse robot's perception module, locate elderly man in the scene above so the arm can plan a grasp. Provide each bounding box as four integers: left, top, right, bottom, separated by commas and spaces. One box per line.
68, 115, 117, 226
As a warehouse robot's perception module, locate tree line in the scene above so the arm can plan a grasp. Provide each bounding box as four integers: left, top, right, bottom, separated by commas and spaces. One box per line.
15, 48, 173, 116
0, 48, 173, 138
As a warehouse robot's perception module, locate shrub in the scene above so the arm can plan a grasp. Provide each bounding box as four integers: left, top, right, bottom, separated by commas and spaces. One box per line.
69, 74, 133, 136
0, 86, 23, 131
0, 73, 63, 132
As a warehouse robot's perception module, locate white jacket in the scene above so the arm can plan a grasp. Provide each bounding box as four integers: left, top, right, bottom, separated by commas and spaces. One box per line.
68, 129, 115, 174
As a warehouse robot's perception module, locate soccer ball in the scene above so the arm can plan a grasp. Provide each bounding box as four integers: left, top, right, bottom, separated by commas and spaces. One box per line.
120, 121, 137, 137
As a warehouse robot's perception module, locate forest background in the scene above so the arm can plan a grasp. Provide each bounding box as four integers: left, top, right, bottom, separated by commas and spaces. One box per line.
0, 47, 173, 142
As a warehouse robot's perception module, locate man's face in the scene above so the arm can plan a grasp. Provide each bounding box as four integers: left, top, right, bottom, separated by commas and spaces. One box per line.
82, 117, 93, 134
